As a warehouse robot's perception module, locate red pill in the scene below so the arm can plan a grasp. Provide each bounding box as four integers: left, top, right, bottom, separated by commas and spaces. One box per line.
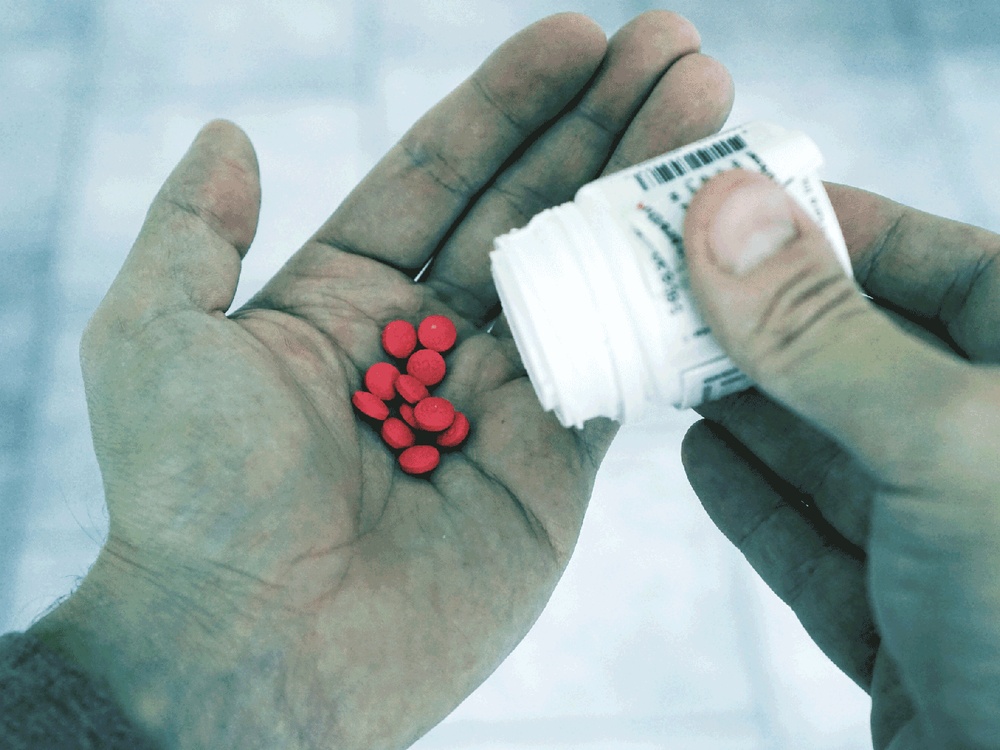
399, 402, 419, 429
399, 444, 440, 475
436, 411, 469, 448
381, 417, 416, 450
352, 390, 389, 421
418, 315, 457, 352
364, 362, 400, 401
396, 374, 429, 404
407, 348, 446, 387
414, 396, 455, 432
382, 320, 418, 359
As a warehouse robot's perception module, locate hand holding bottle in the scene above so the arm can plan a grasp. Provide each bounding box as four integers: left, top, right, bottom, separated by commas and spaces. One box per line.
682, 168, 1000, 749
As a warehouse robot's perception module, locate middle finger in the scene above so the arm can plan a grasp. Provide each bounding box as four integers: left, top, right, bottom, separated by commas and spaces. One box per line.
422, 11, 733, 325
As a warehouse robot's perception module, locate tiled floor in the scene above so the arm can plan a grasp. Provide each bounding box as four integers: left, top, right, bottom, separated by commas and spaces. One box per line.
4, 1, 999, 747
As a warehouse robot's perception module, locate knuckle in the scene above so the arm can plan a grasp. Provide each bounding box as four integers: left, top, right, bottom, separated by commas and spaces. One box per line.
811, 453, 874, 543
468, 72, 529, 135
79, 301, 133, 379
946, 245, 1000, 357
747, 264, 865, 383
492, 180, 556, 222
783, 553, 823, 609
735, 499, 785, 551
798, 438, 847, 496
573, 102, 617, 140
79, 295, 179, 377
79, 303, 117, 364
399, 135, 476, 199
922, 368, 1000, 490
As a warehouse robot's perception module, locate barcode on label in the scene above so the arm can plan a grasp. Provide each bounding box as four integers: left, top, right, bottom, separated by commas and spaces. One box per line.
634, 134, 748, 191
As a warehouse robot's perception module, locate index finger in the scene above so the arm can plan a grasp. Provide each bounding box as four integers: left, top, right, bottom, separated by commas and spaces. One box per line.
827, 182, 1000, 361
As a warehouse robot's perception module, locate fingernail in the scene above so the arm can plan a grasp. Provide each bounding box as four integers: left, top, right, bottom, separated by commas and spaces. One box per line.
710, 182, 798, 275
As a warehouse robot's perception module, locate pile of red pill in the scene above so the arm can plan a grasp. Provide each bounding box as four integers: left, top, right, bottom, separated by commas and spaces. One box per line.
351, 315, 470, 476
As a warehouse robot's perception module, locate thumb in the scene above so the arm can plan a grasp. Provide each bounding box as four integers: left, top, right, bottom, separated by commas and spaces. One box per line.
683, 169, 972, 484
105, 120, 261, 320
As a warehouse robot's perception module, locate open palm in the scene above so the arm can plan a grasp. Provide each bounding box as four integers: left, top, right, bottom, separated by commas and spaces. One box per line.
35, 13, 734, 750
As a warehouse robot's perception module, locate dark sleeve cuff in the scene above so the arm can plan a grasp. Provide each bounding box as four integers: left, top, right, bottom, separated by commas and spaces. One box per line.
0, 631, 157, 749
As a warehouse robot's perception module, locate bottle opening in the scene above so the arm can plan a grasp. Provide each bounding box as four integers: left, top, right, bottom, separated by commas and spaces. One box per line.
491, 122, 851, 428
492, 204, 616, 428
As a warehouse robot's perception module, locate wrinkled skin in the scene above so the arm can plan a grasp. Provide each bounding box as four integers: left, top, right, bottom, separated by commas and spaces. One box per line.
681, 169, 1000, 749
29, 13, 734, 750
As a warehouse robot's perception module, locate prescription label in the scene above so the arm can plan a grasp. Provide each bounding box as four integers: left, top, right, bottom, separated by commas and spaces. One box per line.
613, 122, 850, 408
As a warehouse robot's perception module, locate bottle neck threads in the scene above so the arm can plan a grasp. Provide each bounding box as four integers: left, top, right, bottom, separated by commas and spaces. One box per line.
491, 200, 654, 429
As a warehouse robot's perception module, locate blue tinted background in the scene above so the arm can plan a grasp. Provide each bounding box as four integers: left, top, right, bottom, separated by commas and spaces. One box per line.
4, 1, 998, 747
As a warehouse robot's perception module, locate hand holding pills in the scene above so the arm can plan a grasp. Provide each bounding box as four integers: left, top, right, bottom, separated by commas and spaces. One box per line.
680, 170, 1000, 748
25, 12, 736, 750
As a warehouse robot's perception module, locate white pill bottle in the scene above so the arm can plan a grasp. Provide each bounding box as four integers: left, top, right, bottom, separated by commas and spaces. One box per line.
490, 121, 852, 429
